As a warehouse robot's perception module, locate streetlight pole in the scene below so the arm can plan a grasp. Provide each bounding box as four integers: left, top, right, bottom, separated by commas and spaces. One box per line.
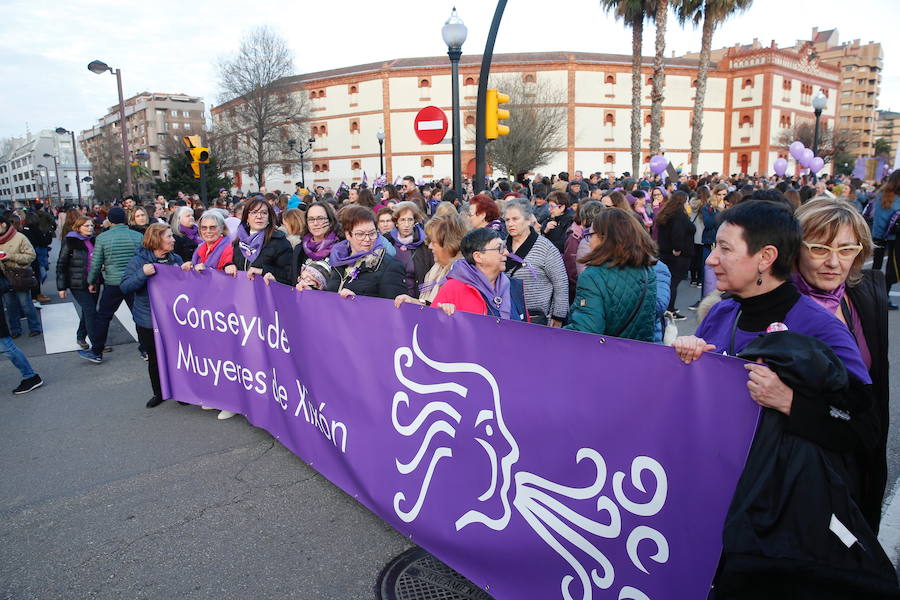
42, 153, 62, 203
287, 138, 315, 188
88, 60, 133, 196
376, 129, 385, 176
442, 7, 468, 198
36, 164, 51, 199
56, 127, 83, 205
812, 90, 827, 157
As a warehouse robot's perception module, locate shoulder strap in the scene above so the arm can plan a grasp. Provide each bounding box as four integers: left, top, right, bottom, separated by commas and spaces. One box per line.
839, 297, 857, 346
612, 268, 649, 337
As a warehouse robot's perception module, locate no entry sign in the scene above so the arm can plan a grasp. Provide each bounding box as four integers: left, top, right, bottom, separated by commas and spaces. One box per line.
413, 106, 448, 145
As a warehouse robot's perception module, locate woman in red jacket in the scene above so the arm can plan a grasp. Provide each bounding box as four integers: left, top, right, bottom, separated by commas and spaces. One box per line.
432, 228, 527, 321
182, 210, 234, 272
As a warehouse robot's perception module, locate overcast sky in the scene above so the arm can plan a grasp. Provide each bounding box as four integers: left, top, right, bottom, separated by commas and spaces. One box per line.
2, 0, 897, 141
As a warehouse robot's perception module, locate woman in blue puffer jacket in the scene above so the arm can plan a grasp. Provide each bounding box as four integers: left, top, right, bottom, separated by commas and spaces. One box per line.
120, 223, 183, 408
870, 170, 900, 310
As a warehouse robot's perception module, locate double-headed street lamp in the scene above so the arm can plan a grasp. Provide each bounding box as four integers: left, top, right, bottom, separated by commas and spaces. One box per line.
812, 89, 828, 157
88, 59, 133, 197
442, 7, 467, 198
287, 138, 315, 188
42, 153, 62, 202
56, 127, 83, 205
376, 129, 385, 176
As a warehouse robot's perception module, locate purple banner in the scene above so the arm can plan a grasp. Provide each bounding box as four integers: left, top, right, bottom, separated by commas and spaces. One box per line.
149, 266, 759, 600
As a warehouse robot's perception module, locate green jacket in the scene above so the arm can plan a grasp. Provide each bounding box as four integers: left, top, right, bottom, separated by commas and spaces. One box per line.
88, 224, 144, 286
564, 264, 657, 342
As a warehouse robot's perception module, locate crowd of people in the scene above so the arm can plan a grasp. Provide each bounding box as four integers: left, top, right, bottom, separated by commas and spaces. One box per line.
1, 165, 899, 594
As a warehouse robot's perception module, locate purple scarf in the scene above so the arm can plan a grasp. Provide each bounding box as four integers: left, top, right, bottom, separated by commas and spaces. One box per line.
447, 258, 512, 319
236, 225, 265, 262
191, 235, 229, 269
329, 236, 385, 268
302, 232, 338, 261
792, 272, 846, 315
66, 231, 95, 277
390, 224, 426, 251
180, 224, 201, 244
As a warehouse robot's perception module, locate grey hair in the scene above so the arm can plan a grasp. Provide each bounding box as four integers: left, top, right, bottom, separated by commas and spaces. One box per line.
503, 198, 533, 220
198, 210, 227, 234
169, 206, 194, 236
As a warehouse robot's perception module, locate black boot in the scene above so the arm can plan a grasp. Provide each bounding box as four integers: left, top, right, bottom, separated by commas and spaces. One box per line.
146, 397, 165, 408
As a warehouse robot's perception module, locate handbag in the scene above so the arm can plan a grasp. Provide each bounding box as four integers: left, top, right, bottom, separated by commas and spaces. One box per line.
3, 265, 38, 292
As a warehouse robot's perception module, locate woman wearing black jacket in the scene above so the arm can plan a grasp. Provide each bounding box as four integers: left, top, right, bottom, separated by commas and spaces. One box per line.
224, 199, 293, 285
383, 201, 434, 298
56, 216, 99, 349
170, 206, 200, 263
655, 190, 695, 320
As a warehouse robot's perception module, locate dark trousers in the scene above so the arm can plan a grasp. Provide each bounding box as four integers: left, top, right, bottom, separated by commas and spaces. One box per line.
136, 325, 162, 400
662, 253, 691, 312
91, 285, 134, 355
689, 243, 704, 283
887, 241, 899, 295
70, 289, 99, 343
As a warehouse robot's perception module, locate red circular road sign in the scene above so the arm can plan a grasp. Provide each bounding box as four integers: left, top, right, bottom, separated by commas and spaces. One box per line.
413, 106, 448, 145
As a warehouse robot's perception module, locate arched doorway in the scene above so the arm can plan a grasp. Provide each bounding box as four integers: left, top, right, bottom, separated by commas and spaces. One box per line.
739, 153, 749, 175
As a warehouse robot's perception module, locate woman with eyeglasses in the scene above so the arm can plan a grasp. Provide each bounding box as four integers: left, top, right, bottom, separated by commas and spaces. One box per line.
169, 206, 200, 263
321, 205, 405, 299
224, 199, 292, 285
384, 201, 434, 299
286, 201, 341, 286
56, 216, 99, 350
794, 198, 888, 533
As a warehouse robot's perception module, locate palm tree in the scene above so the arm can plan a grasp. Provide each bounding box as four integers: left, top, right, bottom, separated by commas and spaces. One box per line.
677, 0, 752, 175
601, 0, 653, 176
649, 0, 671, 157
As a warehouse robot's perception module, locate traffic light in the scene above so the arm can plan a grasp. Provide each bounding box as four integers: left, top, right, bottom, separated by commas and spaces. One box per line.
182, 135, 209, 179
485, 88, 510, 140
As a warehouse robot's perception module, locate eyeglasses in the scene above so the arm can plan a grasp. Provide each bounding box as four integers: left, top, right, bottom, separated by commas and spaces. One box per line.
199, 225, 220, 231
478, 244, 506, 254
351, 229, 378, 240
802, 241, 863, 260
307, 216, 329, 224
248, 209, 268, 217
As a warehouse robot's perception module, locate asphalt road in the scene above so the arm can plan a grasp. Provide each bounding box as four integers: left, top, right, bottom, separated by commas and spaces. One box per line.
1, 249, 899, 599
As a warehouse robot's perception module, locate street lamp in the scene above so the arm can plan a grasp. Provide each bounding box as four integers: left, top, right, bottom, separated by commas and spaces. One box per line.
376, 129, 385, 176
36, 164, 52, 199
287, 137, 315, 188
87, 59, 133, 197
442, 6, 467, 198
42, 153, 62, 202
56, 127, 83, 205
812, 89, 828, 157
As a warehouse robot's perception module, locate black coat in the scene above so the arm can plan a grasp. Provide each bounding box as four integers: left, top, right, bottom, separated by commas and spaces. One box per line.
384, 230, 435, 298
173, 233, 198, 263
544, 209, 574, 253
324, 249, 406, 299
845, 269, 890, 532
227, 229, 294, 286
56, 236, 93, 291
656, 211, 695, 256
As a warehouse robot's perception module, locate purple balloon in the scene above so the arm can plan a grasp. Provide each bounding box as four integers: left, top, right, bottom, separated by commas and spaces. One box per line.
810, 157, 825, 173
789, 141, 806, 160
773, 157, 788, 177
649, 154, 668, 175
800, 148, 814, 168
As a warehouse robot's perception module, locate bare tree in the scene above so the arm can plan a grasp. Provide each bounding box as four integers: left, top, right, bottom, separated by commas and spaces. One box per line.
776, 121, 858, 164
84, 131, 127, 202
215, 26, 308, 188
483, 76, 566, 179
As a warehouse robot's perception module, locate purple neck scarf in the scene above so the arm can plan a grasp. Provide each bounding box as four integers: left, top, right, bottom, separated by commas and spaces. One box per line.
180, 224, 201, 244
66, 231, 95, 276
191, 235, 228, 269
237, 225, 265, 262
447, 258, 512, 319
792, 272, 846, 315
390, 224, 426, 250
302, 232, 338, 261
329, 236, 385, 268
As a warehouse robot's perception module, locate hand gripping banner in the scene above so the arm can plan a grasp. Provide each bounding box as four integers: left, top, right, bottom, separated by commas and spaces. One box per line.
149, 266, 759, 600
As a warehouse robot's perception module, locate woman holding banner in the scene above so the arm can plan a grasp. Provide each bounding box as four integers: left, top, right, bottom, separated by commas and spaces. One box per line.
384, 201, 433, 299
120, 223, 183, 409
287, 201, 340, 286
224, 199, 293, 286
182, 211, 233, 273
394, 211, 468, 307
323, 205, 405, 299
671, 200, 893, 597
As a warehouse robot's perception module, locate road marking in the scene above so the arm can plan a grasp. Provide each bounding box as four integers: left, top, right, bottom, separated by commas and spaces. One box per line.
416, 120, 444, 131
879, 476, 900, 564
114, 302, 139, 341
40, 303, 84, 354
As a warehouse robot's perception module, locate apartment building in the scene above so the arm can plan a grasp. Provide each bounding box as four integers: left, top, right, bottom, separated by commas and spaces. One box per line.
0, 129, 93, 207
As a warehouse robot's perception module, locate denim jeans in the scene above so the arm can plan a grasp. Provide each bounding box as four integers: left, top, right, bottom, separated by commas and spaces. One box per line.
35, 246, 50, 283
91, 285, 136, 355
0, 336, 35, 379
70, 289, 99, 343
3, 290, 42, 335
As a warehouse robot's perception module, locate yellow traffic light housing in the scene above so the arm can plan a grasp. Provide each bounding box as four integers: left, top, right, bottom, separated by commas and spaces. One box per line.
182, 136, 210, 179
485, 89, 510, 139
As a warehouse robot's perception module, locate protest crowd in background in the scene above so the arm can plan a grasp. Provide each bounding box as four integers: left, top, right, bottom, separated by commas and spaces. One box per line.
1, 163, 900, 596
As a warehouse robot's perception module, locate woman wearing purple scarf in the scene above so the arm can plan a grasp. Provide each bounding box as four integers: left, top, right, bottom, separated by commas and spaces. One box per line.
56, 216, 99, 350
224, 199, 293, 285
289, 201, 340, 285
170, 206, 200, 263
794, 198, 889, 532
320, 205, 405, 299
383, 201, 433, 298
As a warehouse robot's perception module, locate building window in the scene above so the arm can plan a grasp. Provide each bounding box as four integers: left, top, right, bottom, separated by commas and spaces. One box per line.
604, 154, 615, 164
742, 78, 753, 89
464, 76, 475, 86
349, 120, 360, 133
171, 110, 178, 117
523, 73, 535, 83
349, 84, 358, 94
604, 112, 615, 126
282, 164, 291, 175
183, 111, 190, 117
421, 157, 433, 168
465, 114, 475, 126
418, 78, 431, 88
782, 80, 792, 90
351, 161, 361, 170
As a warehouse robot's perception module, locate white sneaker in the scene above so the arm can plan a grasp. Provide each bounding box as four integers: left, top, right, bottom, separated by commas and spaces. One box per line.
217, 410, 236, 420
201, 406, 215, 410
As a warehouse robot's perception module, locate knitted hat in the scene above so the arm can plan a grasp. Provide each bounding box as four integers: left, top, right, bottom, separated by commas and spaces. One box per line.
301, 260, 332, 289
108, 206, 126, 224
